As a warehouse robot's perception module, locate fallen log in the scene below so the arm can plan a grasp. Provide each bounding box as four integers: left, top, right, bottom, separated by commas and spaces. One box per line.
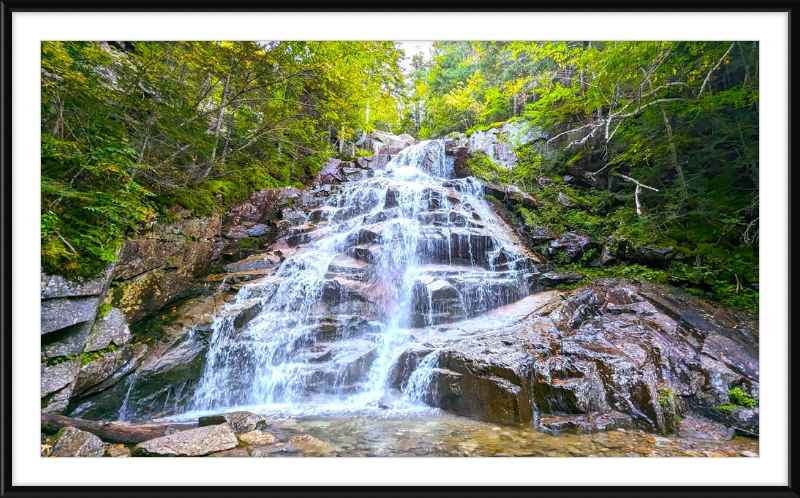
41, 414, 174, 445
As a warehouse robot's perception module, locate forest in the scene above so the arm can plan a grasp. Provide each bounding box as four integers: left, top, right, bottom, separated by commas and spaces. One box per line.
41, 40, 759, 310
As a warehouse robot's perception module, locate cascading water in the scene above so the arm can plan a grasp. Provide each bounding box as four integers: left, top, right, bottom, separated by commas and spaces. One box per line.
187, 139, 538, 417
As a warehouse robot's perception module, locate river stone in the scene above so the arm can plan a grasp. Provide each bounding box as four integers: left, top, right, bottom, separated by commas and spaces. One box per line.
51, 427, 107, 457
207, 448, 251, 457
198, 411, 268, 434
289, 434, 324, 446
238, 430, 277, 445
41, 297, 100, 335
132, 424, 238, 457
105, 445, 132, 457
84, 308, 131, 352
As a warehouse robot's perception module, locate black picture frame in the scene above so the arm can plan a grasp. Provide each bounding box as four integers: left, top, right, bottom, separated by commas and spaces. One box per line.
1, 2, 795, 497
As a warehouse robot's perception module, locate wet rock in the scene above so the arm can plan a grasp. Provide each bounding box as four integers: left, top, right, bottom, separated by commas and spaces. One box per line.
538, 271, 585, 287
133, 424, 238, 457
238, 430, 277, 445
120, 337, 208, 421
534, 355, 611, 414
322, 278, 373, 305
355, 154, 391, 171
346, 244, 384, 264
557, 192, 578, 208
223, 253, 280, 273
51, 427, 107, 457
41, 297, 100, 335
538, 411, 634, 435
326, 254, 368, 281
198, 411, 268, 434
84, 308, 131, 352
72, 344, 147, 398
207, 448, 251, 457
289, 434, 325, 446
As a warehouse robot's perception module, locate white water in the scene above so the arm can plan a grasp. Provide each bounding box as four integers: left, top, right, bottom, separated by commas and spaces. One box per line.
184, 140, 536, 418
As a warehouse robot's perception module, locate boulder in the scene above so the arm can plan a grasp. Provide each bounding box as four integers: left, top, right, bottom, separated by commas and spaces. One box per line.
316, 158, 345, 185
355, 154, 391, 171
50, 427, 107, 457
378, 135, 414, 155
84, 308, 131, 352
520, 225, 557, 245
543, 232, 599, 263
132, 424, 238, 457
198, 411, 268, 434
238, 430, 277, 445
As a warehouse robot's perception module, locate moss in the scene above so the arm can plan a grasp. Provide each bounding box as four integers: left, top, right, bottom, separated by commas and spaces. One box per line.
80, 343, 119, 366
465, 152, 507, 184
45, 354, 78, 367
657, 387, 682, 435
728, 387, 757, 408
96, 301, 113, 320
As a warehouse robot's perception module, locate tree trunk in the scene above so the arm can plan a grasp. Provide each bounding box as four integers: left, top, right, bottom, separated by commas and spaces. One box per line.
41, 414, 173, 445
221, 109, 235, 165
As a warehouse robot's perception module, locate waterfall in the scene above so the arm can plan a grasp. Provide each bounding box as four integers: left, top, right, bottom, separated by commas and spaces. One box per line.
188, 139, 536, 416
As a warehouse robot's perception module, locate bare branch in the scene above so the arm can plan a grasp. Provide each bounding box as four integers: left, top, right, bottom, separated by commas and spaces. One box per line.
698, 42, 735, 98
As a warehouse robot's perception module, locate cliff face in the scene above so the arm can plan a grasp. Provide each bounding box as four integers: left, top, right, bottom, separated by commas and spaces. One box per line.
40, 141, 759, 440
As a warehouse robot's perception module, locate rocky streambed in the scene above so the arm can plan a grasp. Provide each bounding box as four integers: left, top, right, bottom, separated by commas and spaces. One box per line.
41, 138, 759, 457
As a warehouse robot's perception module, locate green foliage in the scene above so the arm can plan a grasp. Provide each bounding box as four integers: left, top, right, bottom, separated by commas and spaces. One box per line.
657, 388, 675, 407
405, 40, 758, 311
45, 354, 78, 366
96, 301, 113, 319
42, 41, 403, 278
728, 387, 757, 408
44, 343, 121, 367
80, 343, 119, 366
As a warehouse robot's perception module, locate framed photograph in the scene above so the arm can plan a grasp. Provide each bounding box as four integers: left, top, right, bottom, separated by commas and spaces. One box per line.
1, 3, 793, 497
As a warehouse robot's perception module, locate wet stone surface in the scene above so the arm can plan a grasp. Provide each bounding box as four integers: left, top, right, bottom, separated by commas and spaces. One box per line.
162, 410, 757, 458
